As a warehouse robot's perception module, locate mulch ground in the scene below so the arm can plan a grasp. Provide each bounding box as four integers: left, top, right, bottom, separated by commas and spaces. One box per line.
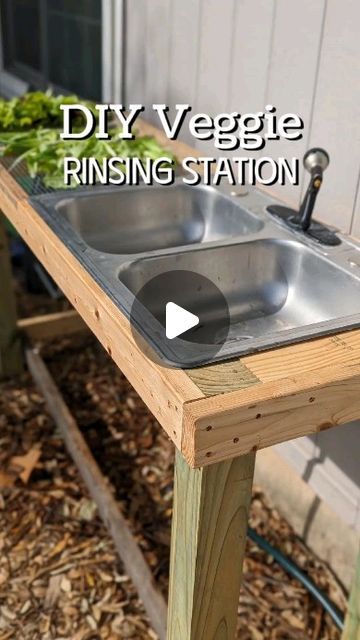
0, 281, 348, 639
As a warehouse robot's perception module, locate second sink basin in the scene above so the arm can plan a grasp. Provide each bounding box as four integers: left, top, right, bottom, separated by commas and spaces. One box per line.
55, 182, 263, 254
120, 238, 360, 358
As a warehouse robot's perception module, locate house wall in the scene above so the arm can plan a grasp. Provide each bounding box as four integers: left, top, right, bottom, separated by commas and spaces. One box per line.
124, 0, 360, 530
125, 0, 360, 234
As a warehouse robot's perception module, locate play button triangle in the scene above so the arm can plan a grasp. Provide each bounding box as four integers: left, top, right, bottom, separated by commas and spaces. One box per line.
165, 302, 199, 340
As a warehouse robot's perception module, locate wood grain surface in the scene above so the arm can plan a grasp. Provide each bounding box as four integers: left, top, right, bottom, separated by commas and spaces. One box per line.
167, 450, 255, 639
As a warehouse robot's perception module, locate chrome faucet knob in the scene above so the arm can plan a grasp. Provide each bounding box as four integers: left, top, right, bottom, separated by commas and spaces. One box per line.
303, 147, 330, 173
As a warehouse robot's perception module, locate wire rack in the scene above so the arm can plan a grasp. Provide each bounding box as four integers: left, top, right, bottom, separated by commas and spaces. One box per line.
0, 155, 62, 196
0, 154, 184, 197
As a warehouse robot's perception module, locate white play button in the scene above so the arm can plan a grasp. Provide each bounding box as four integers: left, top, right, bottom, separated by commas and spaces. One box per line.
165, 302, 199, 340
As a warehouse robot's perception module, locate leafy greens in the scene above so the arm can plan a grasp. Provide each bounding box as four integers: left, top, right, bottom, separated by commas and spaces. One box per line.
0, 91, 95, 131
0, 128, 176, 189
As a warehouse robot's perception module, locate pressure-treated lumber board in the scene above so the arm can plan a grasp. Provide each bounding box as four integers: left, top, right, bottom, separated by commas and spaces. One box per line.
186, 359, 259, 396
183, 363, 360, 467
186, 330, 360, 396
167, 335, 259, 638
0, 166, 203, 450
0, 214, 22, 377
167, 450, 255, 640
26, 349, 167, 640
243, 331, 360, 383
342, 546, 360, 640
18, 309, 88, 341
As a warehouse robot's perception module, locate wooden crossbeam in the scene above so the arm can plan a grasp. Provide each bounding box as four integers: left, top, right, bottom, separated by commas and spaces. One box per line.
26, 348, 168, 640
18, 309, 88, 341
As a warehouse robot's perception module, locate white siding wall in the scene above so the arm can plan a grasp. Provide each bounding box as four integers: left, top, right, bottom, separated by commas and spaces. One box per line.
124, 0, 360, 529
125, 0, 360, 233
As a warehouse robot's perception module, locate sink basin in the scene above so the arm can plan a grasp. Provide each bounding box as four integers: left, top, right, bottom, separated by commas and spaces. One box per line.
55, 182, 263, 254
30, 183, 360, 367
120, 239, 360, 344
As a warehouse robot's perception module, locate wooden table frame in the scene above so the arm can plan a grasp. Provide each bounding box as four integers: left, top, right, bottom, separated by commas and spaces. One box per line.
1, 122, 359, 638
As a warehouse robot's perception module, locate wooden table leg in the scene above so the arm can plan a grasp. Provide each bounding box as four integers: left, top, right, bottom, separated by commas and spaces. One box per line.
167, 450, 255, 640
342, 547, 360, 639
0, 215, 22, 378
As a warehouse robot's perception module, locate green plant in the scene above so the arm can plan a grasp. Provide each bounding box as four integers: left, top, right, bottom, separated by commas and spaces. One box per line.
0, 128, 176, 189
0, 91, 95, 131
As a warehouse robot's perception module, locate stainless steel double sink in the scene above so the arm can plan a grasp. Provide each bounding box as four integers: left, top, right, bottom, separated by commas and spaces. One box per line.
31, 180, 360, 367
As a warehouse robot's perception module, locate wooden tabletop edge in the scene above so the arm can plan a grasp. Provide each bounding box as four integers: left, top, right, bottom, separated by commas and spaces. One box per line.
181, 362, 360, 466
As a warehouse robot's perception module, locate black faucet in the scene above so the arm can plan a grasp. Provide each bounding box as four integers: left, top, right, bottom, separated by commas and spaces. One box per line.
298, 148, 329, 231
267, 147, 341, 246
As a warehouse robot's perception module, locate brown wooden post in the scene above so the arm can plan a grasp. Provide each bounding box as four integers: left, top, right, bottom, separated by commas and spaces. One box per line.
0, 214, 22, 377
167, 449, 255, 640
342, 547, 360, 640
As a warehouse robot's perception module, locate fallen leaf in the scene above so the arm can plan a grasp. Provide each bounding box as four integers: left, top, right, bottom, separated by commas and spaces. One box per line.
10, 446, 41, 484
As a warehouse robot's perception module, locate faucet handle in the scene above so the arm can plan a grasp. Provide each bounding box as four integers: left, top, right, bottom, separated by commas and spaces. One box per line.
303, 147, 330, 174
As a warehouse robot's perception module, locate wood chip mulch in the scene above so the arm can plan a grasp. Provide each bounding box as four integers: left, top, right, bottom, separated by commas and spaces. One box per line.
0, 319, 348, 638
